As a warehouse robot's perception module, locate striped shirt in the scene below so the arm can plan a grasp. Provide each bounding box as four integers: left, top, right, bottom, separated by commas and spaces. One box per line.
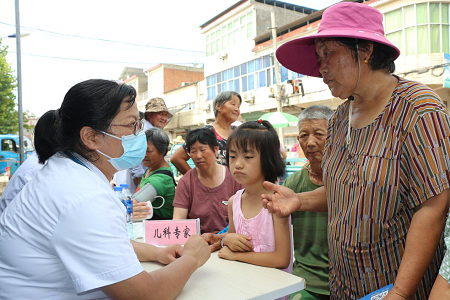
322, 78, 450, 299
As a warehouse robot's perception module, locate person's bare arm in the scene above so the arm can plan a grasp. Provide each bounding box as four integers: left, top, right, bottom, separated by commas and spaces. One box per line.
386, 189, 450, 300
102, 235, 210, 300
170, 147, 191, 175
130, 240, 181, 264
173, 207, 188, 219
221, 195, 253, 252
219, 214, 291, 269
281, 150, 287, 160
262, 181, 327, 216
429, 274, 450, 300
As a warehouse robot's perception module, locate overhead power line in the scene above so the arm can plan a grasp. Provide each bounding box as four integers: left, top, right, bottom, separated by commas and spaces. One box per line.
8, 51, 202, 65
0, 21, 205, 54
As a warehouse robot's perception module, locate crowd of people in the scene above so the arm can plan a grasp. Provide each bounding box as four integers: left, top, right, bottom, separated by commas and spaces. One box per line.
1, 2, 450, 299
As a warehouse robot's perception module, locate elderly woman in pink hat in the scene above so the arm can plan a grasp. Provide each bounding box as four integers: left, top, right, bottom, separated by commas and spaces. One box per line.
262, 2, 450, 300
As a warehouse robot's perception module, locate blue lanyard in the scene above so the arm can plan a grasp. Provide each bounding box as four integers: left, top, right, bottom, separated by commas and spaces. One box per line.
64, 151, 89, 169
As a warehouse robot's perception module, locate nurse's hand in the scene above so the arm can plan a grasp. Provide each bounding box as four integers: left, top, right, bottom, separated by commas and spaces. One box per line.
132, 199, 152, 221
201, 232, 224, 252
156, 244, 183, 265
182, 234, 211, 269
262, 181, 300, 217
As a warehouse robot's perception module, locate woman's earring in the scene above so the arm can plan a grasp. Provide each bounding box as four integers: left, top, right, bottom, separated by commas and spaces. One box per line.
364, 59, 368, 64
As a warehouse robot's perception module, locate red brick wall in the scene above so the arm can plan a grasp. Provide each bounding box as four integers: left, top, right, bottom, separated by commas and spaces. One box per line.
163, 68, 204, 92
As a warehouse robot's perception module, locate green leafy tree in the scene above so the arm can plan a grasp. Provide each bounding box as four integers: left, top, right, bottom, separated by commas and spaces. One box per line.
0, 38, 20, 134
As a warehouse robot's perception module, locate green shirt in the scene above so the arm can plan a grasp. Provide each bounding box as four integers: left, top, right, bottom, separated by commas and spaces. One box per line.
283, 168, 329, 295
139, 167, 175, 220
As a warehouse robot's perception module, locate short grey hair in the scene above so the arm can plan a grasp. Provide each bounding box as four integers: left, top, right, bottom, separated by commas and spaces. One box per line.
213, 91, 242, 117
145, 128, 170, 156
297, 105, 334, 131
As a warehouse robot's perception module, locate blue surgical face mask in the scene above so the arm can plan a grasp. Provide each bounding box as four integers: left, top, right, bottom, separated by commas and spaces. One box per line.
97, 130, 146, 171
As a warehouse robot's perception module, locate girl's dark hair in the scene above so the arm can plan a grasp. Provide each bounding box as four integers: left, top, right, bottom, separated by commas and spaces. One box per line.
226, 120, 285, 183
34, 79, 136, 164
145, 128, 170, 156
185, 127, 219, 153
333, 37, 397, 73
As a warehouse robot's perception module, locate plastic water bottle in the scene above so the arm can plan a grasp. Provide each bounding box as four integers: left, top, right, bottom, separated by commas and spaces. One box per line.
120, 184, 134, 239
114, 186, 134, 239
113, 186, 125, 206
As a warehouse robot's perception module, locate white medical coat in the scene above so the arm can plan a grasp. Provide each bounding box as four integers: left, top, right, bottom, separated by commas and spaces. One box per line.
0, 152, 142, 299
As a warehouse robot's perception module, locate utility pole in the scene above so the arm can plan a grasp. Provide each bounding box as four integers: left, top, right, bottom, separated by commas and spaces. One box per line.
270, 11, 284, 147
15, 0, 24, 164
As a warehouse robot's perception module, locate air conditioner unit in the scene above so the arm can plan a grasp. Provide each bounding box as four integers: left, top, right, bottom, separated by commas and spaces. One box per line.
218, 52, 228, 60
243, 93, 255, 104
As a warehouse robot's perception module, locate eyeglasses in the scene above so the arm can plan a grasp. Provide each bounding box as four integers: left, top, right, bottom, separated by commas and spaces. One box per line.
110, 119, 144, 136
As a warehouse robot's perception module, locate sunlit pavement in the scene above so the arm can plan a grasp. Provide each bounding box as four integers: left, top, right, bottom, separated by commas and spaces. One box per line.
0, 175, 8, 196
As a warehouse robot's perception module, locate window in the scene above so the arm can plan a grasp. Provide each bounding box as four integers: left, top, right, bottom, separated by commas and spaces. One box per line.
247, 12, 253, 38
385, 9, 403, 32
205, 10, 255, 56
234, 79, 240, 92
280, 66, 289, 82
228, 68, 234, 79
248, 60, 255, 73
228, 80, 234, 91
263, 55, 271, 68
1, 140, 15, 152
248, 74, 255, 90
242, 76, 248, 92
234, 66, 240, 77
216, 39, 221, 52
256, 58, 263, 71
384, 3, 450, 55
211, 41, 216, 55
241, 63, 247, 75
259, 70, 266, 87
205, 55, 295, 99
417, 3, 428, 24
222, 70, 228, 81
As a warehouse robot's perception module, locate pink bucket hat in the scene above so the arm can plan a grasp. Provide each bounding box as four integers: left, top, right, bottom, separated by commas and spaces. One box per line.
276, 2, 400, 78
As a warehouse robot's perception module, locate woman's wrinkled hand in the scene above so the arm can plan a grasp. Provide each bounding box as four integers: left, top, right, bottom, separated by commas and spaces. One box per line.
223, 233, 253, 252
262, 181, 300, 217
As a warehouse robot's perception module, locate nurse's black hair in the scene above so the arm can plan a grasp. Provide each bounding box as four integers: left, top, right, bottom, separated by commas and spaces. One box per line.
34, 79, 136, 163
226, 120, 285, 183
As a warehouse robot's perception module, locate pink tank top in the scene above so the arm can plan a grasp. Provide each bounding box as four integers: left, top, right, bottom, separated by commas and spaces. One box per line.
232, 189, 293, 274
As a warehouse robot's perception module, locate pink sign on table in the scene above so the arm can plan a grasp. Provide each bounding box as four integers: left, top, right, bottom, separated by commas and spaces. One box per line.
143, 218, 200, 246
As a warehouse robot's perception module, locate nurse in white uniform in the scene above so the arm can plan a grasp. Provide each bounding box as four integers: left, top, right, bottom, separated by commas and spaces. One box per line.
0, 79, 210, 299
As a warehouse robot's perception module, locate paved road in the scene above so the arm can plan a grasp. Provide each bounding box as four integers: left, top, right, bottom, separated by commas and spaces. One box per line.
0, 176, 8, 197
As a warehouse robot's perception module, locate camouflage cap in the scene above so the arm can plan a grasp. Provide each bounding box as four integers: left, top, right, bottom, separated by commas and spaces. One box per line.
145, 97, 173, 118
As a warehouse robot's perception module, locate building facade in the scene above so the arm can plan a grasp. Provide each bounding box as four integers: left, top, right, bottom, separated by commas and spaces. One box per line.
118, 0, 450, 149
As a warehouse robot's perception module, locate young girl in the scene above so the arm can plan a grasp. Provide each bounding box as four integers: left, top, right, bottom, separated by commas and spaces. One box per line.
218, 120, 293, 296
